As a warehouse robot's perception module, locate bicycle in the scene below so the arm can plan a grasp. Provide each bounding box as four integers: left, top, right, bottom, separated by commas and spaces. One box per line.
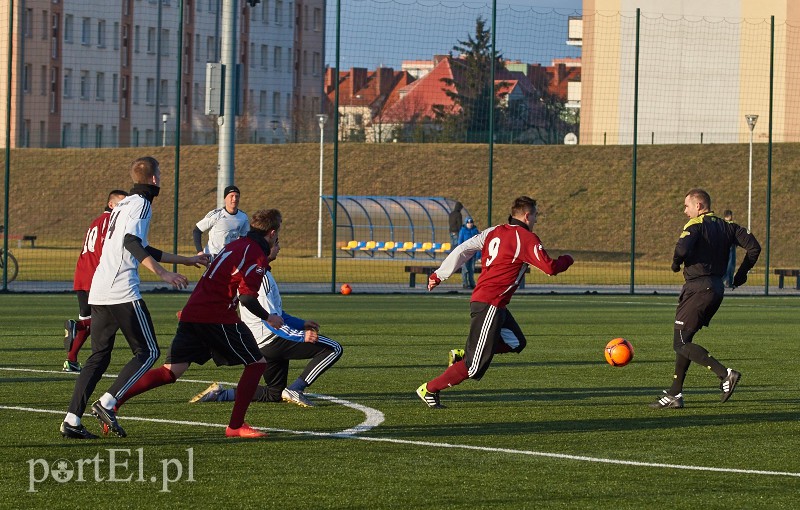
0, 247, 18, 283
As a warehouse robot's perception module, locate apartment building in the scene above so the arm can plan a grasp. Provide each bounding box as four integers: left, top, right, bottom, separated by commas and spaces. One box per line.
0, 0, 325, 148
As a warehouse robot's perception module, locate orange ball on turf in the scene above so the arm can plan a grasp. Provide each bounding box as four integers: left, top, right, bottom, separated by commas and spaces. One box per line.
340, 284, 352, 295
604, 337, 634, 367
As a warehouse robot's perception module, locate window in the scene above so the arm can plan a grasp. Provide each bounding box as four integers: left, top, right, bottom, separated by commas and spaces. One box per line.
40, 66, 47, 96
249, 43, 255, 67
134, 25, 140, 53
112, 74, 118, 102
272, 91, 280, 115
51, 13, 60, 59
24, 9, 33, 38
206, 36, 215, 61
147, 27, 156, 53
81, 18, 91, 45
160, 79, 169, 106
79, 124, 88, 148
146, 78, 155, 104
50, 67, 59, 112
95, 72, 105, 100
23, 64, 32, 93
62, 123, 71, 147
193, 82, 200, 110
260, 45, 268, 67
133, 76, 140, 104
63, 68, 72, 97
313, 7, 321, 31
287, 46, 292, 73
208, 0, 217, 13
113, 22, 119, 50
259, 90, 267, 114
304, 5, 309, 30
80, 70, 90, 100
195, 34, 200, 61
286, 93, 291, 117
273, 46, 281, 70
132, 127, 139, 147
110, 126, 118, 147
261, 1, 269, 23
161, 29, 170, 56
274, 0, 283, 24
97, 19, 106, 47
303, 50, 307, 76
64, 14, 73, 43
312, 52, 320, 76
95, 125, 103, 148
41, 10, 49, 40
23, 120, 31, 148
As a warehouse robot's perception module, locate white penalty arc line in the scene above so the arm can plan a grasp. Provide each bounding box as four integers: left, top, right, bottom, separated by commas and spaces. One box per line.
1, 405, 799, 479
0, 366, 384, 436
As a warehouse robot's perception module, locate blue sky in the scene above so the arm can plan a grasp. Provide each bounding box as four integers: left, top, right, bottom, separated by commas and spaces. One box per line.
325, 0, 584, 70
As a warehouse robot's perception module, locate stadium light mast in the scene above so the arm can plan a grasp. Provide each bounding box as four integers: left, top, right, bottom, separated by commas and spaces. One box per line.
162, 113, 168, 147
316, 114, 328, 258
745, 114, 758, 232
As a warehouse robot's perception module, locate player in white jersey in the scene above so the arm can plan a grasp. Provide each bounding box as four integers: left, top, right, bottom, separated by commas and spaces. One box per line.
193, 185, 249, 256
61, 156, 209, 440
190, 236, 343, 408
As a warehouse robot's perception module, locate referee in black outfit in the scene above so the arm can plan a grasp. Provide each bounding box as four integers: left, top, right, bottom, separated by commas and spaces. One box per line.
651, 188, 761, 409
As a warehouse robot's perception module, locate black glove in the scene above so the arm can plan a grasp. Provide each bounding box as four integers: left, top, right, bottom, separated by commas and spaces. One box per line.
671, 262, 681, 273
733, 269, 748, 287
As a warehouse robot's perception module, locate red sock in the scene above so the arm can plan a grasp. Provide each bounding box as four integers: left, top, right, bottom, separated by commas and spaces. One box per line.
76, 318, 91, 331
67, 329, 90, 362
229, 363, 266, 429
427, 360, 469, 393
117, 366, 176, 408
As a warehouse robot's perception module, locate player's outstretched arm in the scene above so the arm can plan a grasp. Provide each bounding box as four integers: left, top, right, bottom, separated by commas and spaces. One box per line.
159, 252, 210, 268
140, 257, 190, 289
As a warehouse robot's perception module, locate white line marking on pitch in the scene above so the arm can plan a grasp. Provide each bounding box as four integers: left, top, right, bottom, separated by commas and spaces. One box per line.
0, 404, 798, 478
0, 367, 800, 478
0, 366, 384, 436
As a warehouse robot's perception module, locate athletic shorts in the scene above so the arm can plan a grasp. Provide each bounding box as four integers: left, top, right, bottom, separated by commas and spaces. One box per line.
166, 321, 263, 366
674, 277, 724, 331
463, 302, 527, 381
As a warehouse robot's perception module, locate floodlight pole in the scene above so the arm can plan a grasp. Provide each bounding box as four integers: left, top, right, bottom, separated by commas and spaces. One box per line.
745, 114, 758, 233
162, 113, 168, 147
316, 114, 328, 258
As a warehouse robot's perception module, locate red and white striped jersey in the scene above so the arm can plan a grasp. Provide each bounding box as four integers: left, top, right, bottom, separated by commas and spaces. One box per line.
434, 222, 572, 308
179, 236, 268, 324
73, 210, 111, 291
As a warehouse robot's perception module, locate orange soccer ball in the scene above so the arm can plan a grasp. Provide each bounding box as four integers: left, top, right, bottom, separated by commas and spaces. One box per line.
604, 338, 634, 367
340, 283, 352, 295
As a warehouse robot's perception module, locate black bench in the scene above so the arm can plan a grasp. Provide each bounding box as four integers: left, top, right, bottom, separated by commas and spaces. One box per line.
0, 226, 36, 248
404, 265, 529, 289
774, 269, 800, 290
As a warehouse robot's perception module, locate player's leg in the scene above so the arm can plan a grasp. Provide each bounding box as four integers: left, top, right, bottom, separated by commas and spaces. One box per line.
64, 291, 92, 371
62, 305, 118, 438
104, 300, 161, 404
90, 300, 160, 437
418, 302, 501, 408
283, 336, 343, 407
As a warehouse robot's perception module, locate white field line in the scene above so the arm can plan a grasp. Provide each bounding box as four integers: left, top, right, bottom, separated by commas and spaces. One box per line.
2, 369, 799, 478
0, 366, 384, 436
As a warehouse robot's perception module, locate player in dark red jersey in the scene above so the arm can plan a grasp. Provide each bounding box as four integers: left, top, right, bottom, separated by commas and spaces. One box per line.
417, 196, 574, 408
63, 190, 129, 373
112, 209, 284, 438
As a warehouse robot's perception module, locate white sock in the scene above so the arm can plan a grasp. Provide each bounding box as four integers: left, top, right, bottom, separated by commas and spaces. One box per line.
64, 412, 81, 426
99, 393, 117, 409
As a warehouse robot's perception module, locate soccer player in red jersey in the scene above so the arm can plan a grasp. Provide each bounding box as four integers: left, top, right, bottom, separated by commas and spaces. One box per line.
62, 190, 129, 373
416, 196, 574, 408
113, 209, 284, 438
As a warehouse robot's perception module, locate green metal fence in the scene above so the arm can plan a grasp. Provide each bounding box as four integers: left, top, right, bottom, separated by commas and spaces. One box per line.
1, 1, 798, 295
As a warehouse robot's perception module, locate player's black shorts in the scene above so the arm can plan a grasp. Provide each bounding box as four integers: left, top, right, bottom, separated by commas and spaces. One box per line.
463, 302, 527, 381
674, 277, 724, 331
167, 321, 263, 366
